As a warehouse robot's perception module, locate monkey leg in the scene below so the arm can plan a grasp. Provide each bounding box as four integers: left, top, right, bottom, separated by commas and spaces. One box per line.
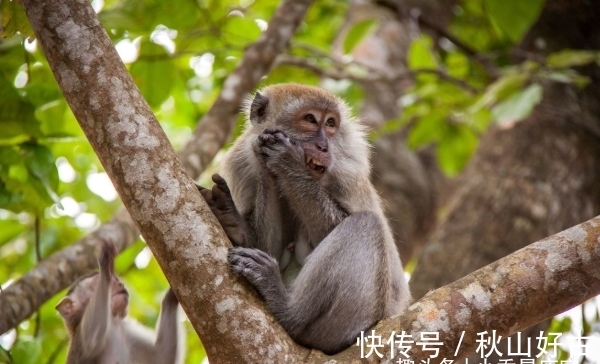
228, 211, 385, 355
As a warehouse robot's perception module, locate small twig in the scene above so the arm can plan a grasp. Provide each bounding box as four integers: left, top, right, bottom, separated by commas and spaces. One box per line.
292, 42, 347, 70
276, 55, 354, 80
34, 216, 41, 262
33, 216, 41, 338
276, 54, 479, 93
374, 0, 500, 78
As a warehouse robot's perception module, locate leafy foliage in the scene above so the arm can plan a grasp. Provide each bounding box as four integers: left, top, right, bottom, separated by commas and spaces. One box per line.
0, 0, 598, 362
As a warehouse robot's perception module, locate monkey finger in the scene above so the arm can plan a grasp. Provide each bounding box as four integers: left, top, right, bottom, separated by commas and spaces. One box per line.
212, 174, 232, 193
211, 185, 230, 210
195, 183, 206, 191
199, 189, 216, 205
228, 247, 277, 267
228, 254, 263, 277
258, 133, 277, 146
262, 127, 284, 135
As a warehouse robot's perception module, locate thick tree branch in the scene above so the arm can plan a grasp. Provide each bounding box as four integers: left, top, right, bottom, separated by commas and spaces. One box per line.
309, 215, 600, 363
15, 0, 316, 361
0, 209, 137, 335
0, 0, 312, 347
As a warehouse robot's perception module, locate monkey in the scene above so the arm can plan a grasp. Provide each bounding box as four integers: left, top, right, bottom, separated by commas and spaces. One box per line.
56, 241, 183, 364
199, 83, 411, 355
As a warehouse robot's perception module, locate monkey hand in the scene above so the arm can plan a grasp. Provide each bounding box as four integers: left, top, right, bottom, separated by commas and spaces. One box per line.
98, 240, 117, 280
197, 175, 249, 247
255, 128, 304, 174
228, 247, 281, 293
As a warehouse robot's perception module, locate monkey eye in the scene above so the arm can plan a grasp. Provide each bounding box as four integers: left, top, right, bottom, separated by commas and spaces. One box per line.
326, 117, 336, 127
303, 114, 317, 124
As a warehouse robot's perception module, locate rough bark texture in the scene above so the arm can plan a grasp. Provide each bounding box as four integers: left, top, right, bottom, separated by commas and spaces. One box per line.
410, 1, 600, 361
17, 0, 311, 362
0, 0, 313, 336
412, 0, 600, 300
411, 89, 600, 297
309, 216, 600, 363
6, 0, 600, 361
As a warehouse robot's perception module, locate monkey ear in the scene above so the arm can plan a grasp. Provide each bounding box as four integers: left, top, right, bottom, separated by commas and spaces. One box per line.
56, 297, 74, 318
250, 92, 269, 124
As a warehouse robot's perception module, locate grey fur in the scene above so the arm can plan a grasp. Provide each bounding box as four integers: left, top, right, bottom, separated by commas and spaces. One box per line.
201, 83, 410, 354
58, 243, 183, 364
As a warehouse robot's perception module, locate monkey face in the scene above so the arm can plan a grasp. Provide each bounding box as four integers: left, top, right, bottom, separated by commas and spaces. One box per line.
247, 83, 363, 181
292, 109, 337, 179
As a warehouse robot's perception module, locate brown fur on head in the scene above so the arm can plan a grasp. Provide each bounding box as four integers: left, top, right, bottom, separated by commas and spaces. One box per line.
243, 83, 370, 182
245, 83, 351, 129
56, 272, 129, 332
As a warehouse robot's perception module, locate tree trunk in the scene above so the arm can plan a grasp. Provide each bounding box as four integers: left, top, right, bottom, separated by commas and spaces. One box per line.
410, 1, 600, 361
0, 0, 314, 335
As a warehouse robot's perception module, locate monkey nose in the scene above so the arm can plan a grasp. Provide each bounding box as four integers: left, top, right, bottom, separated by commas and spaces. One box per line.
316, 143, 328, 152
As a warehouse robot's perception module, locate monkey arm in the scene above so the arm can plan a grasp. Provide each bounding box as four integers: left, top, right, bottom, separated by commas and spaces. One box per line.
278, 173, 348, 243
204, 167, 286, 259
229, 212, 386, 355
78, 255, 112, 357
153, 289, 181, 364
257, 128, 348, 243
126, 289, 181, 364
197, 178, 252, 248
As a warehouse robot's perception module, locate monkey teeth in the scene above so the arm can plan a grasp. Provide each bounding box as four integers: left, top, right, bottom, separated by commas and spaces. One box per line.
306, 157, 325, 173
306, 157, 323, 167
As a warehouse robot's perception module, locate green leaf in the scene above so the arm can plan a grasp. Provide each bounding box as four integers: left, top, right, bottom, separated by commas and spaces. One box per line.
222, 15, 262, 46
437, 125, 478, 176
130, 41, 176, 108
407, 116, 445, 149
7, 164, 28, 182
10, 336, 41, 364
20, 142, 61, 207
0, 179, 24, 209
546, 49, 600, 69
445, 52, 470, 78
471, 73, 529, 111
0, 215, 26, 246
343, 19, 376, 54
484, 0, 546, 43
0, 345, 10, 364
408, 36, 437, 70
544, 69, 590, 88
491, 83, 543, 126
548, 316, 572, 334
0, 78, 41, 140
0, 0, 34, 39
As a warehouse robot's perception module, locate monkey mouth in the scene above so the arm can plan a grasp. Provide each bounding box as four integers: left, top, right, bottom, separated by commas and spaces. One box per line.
306, 156, 326, 174
113, 289, 128, 297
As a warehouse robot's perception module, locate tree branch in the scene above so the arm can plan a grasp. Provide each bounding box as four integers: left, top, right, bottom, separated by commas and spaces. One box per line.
0, 0, 314, 337
277, 54, 479, 93
374, 0, 500, 78
310, 215, 600, 363
178, 0, 315, 177
16, 0, 317, 361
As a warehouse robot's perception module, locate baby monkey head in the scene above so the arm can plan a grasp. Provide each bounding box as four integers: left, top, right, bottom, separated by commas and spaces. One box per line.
56, 272, 129, 331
